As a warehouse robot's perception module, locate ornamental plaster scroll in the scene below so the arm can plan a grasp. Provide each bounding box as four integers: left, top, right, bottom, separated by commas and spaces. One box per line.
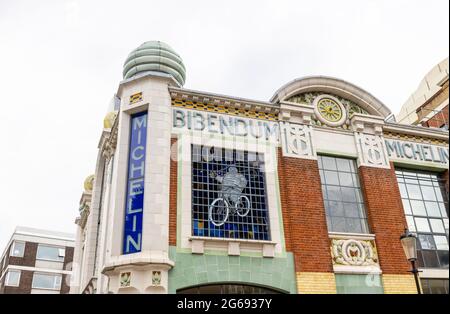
331, 238, 379, 266
355, 133, 390, 168
280, 122, 316, 159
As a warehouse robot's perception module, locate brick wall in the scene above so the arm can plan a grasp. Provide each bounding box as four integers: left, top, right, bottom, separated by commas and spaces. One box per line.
169, 137, 178, 246
359, 163, 411, 274
8, 242, 37, 268
277, 149, 333, 272
2, 270, 33, 294
60, 246, 74, 294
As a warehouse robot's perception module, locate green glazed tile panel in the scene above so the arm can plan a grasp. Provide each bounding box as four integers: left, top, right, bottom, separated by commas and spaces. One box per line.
168, 246, 296, 294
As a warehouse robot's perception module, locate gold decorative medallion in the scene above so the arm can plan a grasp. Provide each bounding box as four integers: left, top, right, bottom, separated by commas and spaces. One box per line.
317, 98, 342, 122
313, 94, 347, 127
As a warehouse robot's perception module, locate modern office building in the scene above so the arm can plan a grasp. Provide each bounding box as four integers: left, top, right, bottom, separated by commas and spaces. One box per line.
70, 41, 449, 294
0, 226, 75, 294
397, 58, 449, 130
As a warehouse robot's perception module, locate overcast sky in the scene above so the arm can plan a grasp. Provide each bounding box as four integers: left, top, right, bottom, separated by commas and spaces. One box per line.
0, 0, 448, 251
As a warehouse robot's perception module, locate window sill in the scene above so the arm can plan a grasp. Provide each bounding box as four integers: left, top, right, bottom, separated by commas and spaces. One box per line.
31, 286, 61, 291
35, 258, 64, 263
328, 232, 375, 241
188, 236, 276, 257
418, 268, 449, 279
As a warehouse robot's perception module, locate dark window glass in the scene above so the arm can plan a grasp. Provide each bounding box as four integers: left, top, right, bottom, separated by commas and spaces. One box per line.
191, 145, 270, 240
318, 155, 369, 233
421, 279, 449, 294
396, 169, 449, 269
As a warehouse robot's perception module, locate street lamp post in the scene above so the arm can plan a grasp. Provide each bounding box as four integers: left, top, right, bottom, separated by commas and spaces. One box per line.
400, 228, 422, 294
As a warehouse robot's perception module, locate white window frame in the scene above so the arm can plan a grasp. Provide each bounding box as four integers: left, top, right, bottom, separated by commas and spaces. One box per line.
36, 244, 65, 262
31, 272, 62, 290
5, 269, 21, 287
176, 134, 282, 256
9, 241, 25, 258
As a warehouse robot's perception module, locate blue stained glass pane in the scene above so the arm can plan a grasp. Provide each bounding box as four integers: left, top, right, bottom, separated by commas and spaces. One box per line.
191, 145, 270, 240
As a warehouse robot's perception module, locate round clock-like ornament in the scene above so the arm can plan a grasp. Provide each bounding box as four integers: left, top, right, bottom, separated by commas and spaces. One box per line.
313, 94, 347, 127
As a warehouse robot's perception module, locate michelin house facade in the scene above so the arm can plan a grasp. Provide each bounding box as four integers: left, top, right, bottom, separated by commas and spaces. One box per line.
70, 41, 449, 294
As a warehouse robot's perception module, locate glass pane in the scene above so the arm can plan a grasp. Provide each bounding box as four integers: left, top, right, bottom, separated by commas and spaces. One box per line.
434, 236, 449, 250
344, 203, 359, 218
415, 218, 431, 232
341, 187, 357, 202
338, 172, 353, 187
418, 234, 436, 250
345, 218, 363, 233
443, 219, 449, 234
439, 203, 448, 218
6, 270, 20, 286
422, 250, 440, 268
417, 250, 425, 268
402, 199, 412, 215
406, 216, 416, 232
336, 158, 351, 172
398, 183, 408, 198
410, 200, 427, 216
36, 245, 64, 262
430, 219, 445, 233
437, 251, 449, 269
10, 242, 25, 257
425, 202, 441, 217
428, 279, 449, 294
406, 184, 422, 200
326, 186, 341, 201
324, 171, 339, 185
32, 273, 61, 289
435, 188, 444, 202
328, 201, 344, 217
351, 173, 360, 187
331, 217, 346, 232
322, 156, 337, 170
421, 186, 437, 201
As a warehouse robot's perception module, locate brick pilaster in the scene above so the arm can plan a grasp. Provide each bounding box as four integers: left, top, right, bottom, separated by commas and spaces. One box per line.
359, 163, 411, 274
277, 149, 333, 273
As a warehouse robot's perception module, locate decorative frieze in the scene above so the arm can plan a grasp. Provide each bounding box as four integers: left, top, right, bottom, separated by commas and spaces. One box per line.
170, 87, 279, 121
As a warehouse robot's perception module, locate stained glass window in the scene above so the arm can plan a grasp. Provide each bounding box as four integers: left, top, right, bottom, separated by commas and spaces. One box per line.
191, 145, 270, 240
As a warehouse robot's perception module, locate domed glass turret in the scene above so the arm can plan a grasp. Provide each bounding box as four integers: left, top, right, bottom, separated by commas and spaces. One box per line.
122, 41, 186, 86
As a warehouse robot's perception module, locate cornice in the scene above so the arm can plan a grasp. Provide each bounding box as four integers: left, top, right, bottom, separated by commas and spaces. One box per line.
169, 86, 280, 117
383, 122, 449, 143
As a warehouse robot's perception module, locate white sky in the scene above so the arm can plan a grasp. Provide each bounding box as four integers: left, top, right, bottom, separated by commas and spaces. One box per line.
0, 0, 448, 251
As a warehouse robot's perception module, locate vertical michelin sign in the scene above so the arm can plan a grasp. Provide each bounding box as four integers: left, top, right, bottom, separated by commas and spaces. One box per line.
123, 111, 148, 254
